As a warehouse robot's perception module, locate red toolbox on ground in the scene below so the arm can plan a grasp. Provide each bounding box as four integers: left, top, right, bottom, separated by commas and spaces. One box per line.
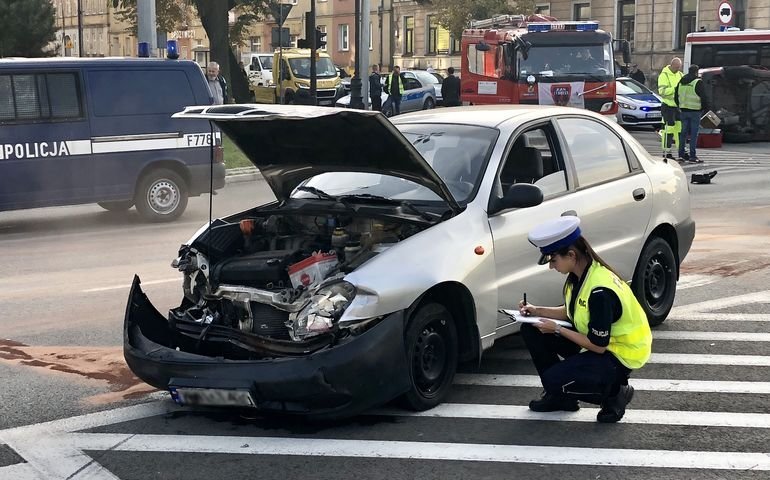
697, 129, 722, 148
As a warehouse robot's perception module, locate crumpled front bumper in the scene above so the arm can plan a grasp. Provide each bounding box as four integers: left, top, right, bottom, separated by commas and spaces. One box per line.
123, 276, 411, 417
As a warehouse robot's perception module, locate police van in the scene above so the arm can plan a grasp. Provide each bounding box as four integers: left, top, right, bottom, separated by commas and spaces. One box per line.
0, 57, 225, 222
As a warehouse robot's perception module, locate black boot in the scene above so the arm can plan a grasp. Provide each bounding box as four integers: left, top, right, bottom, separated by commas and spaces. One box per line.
597, 385, 634, 423
529, 392, 580, 412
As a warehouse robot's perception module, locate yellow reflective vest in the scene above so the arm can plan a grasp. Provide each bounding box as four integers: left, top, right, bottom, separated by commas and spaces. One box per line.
657, 66, 683, 107
677, 79, 702, 111
387, 72, 405, 96
565, 262, 652, 370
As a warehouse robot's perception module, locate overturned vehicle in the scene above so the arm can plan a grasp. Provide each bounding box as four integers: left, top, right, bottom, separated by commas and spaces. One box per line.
700, 66, 770, 143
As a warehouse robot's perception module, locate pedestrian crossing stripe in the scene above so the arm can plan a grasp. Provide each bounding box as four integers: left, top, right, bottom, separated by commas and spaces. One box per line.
487, 351, 770, 366
455, 374, 770, 393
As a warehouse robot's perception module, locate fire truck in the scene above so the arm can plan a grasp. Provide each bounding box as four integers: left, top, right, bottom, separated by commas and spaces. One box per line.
461, 15, 630, 115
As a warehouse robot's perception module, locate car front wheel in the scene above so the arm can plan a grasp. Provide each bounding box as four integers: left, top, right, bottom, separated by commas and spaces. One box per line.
423, 97, 435, 110
134, 168, 188, 223
399, 302, 458, 411
632, 237, 677, 326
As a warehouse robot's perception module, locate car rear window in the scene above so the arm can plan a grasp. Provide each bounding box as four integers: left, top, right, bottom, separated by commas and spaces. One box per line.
0, 72, 83, 123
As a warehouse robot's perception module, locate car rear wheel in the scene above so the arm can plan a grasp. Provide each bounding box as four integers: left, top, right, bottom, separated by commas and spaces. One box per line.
98, 200, 133, 212
134, 168, 188, 223
399, 302, 458, 411
632, 237, 677, 326
423, 97, 435, 110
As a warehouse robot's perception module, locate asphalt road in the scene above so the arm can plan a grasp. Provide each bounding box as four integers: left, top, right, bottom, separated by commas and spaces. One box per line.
1, 134, 769, 479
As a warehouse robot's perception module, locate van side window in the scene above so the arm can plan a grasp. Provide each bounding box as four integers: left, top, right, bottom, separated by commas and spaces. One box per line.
0, 72, 83, 123
88, 70, 195, 116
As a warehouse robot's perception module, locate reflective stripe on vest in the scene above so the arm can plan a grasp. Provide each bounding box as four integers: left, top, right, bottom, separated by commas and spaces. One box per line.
678, 79, 702, 110
388, 72, 405, 95
565, 262, 652, 369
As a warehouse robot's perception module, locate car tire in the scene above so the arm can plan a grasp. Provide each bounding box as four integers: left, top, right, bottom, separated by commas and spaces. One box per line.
632, 237, 677, 326
384, 104, 394, 117
399, 302, 458, 411
134, 168, 188, 223
423, 97, 435, 110
98, 200, 134, 212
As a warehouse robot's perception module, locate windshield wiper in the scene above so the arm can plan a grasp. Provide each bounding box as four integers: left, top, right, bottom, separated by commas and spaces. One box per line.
296, 185, 338, 201
340, 193, 436, 221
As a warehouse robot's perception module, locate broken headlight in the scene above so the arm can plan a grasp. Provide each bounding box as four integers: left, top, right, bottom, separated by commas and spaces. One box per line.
288, 281, 356, 341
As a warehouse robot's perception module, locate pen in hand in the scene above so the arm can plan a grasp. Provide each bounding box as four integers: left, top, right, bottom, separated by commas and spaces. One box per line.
523, 293, 529, 316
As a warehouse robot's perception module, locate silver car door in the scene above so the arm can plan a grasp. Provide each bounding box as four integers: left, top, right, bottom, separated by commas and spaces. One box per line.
553, 116, 654, 281
487, 122, 575, 335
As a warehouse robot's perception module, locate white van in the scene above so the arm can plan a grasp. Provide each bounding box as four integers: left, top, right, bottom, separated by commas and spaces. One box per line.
243, 53, 274, 87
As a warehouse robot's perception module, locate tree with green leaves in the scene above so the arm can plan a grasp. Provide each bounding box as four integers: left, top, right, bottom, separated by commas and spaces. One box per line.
0, 0, 57, 57
417, 0, 536, 39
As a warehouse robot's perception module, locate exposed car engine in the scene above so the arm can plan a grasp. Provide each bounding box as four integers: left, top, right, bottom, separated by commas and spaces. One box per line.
168, 212, 426, 350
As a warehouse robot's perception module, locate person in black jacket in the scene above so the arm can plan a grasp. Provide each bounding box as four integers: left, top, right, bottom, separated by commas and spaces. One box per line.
628, 64, 646, 85
369, 64, 383, 113
441, 67, 461, 107
675, 65, 709, 163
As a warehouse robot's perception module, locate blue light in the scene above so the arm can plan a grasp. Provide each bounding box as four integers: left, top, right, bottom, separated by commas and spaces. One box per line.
166, 39, 179, 59
138, 42, 150, 58
575, 22, 599, 31
528, 23, 551, 32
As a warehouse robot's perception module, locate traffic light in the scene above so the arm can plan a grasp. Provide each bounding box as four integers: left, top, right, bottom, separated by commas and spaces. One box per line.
297, 38, 311, 49
315, 28, 327, 49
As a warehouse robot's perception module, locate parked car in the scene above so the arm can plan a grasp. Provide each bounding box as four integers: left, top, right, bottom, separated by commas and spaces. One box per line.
418, 70, 445, 105
335, 70, 436, 116
616, 76, 663, 128
125, 104, 694, 419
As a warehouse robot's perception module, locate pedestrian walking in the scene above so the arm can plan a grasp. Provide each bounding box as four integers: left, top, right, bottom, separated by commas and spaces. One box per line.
369, 64, 383, 113
676, 65, 708, 163
384, 66, 404, 116
206, 62, 224, 105
518, 216, 652, 423
441, 67, 462, 107
629, 64, 646, 85
657, 58, 684, 160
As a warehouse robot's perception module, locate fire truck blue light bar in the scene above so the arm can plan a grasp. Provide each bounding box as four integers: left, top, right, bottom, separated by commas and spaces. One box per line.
527, 22, 600, 33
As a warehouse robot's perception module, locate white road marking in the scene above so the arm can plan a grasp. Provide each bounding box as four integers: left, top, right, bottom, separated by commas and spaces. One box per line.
667, 313, 770, 322
66, 433, 770, 471
486, 351, 770, 366
0, 462, 44, 480
454, 374, 770, 393
677, 274, 718, 290
653, 331, 770, 341
82, 278, 180, 293
372, 403, 770, 428
670, 289, 770, 315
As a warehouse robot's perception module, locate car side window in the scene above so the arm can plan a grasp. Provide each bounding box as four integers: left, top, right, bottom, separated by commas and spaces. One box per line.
497, 125, 568, 198
404, 78, 421, 90
557, 117, 631, 187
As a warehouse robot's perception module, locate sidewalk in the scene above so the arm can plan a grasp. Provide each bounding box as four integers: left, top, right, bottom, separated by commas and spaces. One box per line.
225, 166, 262, 184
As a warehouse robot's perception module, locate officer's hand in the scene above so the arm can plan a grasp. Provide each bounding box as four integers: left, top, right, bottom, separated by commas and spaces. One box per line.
536, 318, 558, 334
518, 301, 537, 317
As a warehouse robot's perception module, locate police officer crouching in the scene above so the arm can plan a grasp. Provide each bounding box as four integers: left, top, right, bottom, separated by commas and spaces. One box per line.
518, 217, 652, 423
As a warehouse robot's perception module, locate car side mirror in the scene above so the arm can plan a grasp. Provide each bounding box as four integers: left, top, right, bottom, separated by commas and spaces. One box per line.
476, 41, 491, 52
494, 183, 543, 212
621, 40, 631, 65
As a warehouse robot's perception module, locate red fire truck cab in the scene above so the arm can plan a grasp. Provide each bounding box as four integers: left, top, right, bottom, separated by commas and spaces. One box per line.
461, 15, 630, 115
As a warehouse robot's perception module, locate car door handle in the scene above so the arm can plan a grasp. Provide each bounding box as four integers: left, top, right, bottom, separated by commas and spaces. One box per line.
633, 188, 646, 201
561, 210, 577, 217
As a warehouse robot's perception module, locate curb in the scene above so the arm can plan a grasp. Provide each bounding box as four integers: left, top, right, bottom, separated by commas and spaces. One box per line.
225, 166, 263, 184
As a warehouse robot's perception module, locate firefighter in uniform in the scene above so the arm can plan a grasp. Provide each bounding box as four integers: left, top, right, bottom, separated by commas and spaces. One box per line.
518, 216, 652, 423
657, 58, 684, 159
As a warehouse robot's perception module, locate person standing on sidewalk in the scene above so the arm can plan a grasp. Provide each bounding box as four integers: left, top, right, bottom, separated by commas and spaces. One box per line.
369, 64, 383, 113
441, 67, 462, 107
385, 66, 404, 116
675, 64, 707, 163
657, 58, 684, 160
206, 62, 224, 105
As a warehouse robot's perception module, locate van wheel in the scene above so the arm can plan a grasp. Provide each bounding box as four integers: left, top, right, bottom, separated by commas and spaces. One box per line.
632, 237, 677, 326
98, 200, 134, 212
134, 168, 188, 222
399, 303, 458, 411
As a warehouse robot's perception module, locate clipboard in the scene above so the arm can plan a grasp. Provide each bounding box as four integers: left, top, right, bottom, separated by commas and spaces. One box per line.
498, 308, 573, 328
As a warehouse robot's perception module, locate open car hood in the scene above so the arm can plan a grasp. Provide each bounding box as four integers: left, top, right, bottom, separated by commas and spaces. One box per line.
173, 105, 461, 213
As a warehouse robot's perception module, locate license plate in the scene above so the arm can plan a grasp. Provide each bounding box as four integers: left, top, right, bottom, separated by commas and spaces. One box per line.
646, 112, 661, 119
170, 387, 256, 407
319, 99, 333, 106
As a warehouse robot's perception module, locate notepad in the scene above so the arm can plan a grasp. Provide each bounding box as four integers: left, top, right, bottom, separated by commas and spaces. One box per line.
498, 309, 573, 328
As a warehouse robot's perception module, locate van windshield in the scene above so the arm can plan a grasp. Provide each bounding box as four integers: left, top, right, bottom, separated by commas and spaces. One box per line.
259, 56, 273, 70
289, 57, 337, 79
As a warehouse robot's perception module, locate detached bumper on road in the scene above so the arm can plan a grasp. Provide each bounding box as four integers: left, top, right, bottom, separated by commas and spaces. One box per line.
123, 276, 411, 417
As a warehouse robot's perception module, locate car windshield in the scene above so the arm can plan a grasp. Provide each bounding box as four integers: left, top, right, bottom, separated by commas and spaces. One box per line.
431, 72, 444, 83
289, 57, 337, 78
618, 78, 653, 95
259, 56, 273, 70
291, 124, 499, 205
518, 43, 614, 79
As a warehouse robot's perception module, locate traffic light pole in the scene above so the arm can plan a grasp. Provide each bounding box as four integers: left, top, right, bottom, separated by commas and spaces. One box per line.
309, 2, 317, 105
349, 0, 364, 109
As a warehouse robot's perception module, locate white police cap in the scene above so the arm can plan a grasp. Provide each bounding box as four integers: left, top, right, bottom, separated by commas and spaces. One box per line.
528, 216, 582, 265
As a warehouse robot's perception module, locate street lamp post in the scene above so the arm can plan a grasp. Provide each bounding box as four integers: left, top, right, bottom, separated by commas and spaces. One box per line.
349, 0, 364, 109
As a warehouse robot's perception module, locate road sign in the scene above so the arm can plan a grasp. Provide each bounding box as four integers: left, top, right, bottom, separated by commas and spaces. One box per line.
718, 1, 733, 26
269, 2, 293, 27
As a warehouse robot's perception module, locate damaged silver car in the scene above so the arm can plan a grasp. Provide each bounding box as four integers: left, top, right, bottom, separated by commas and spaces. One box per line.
125, 104, 694, 418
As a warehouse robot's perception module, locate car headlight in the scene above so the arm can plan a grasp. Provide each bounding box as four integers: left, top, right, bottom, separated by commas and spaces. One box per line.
296, 82, 310, 89
618, 101, 637, 110
288, 281, 356, 341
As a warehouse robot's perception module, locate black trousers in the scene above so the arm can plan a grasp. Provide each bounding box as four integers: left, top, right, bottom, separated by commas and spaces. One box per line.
370, 94, 382, 113
661, 104, 680, 150
520, 323, 631, 405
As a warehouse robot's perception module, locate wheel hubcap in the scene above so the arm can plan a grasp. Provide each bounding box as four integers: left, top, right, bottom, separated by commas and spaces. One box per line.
412, 319, 448, 397
645, 256, 668, 306
148, 180, 179, 214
